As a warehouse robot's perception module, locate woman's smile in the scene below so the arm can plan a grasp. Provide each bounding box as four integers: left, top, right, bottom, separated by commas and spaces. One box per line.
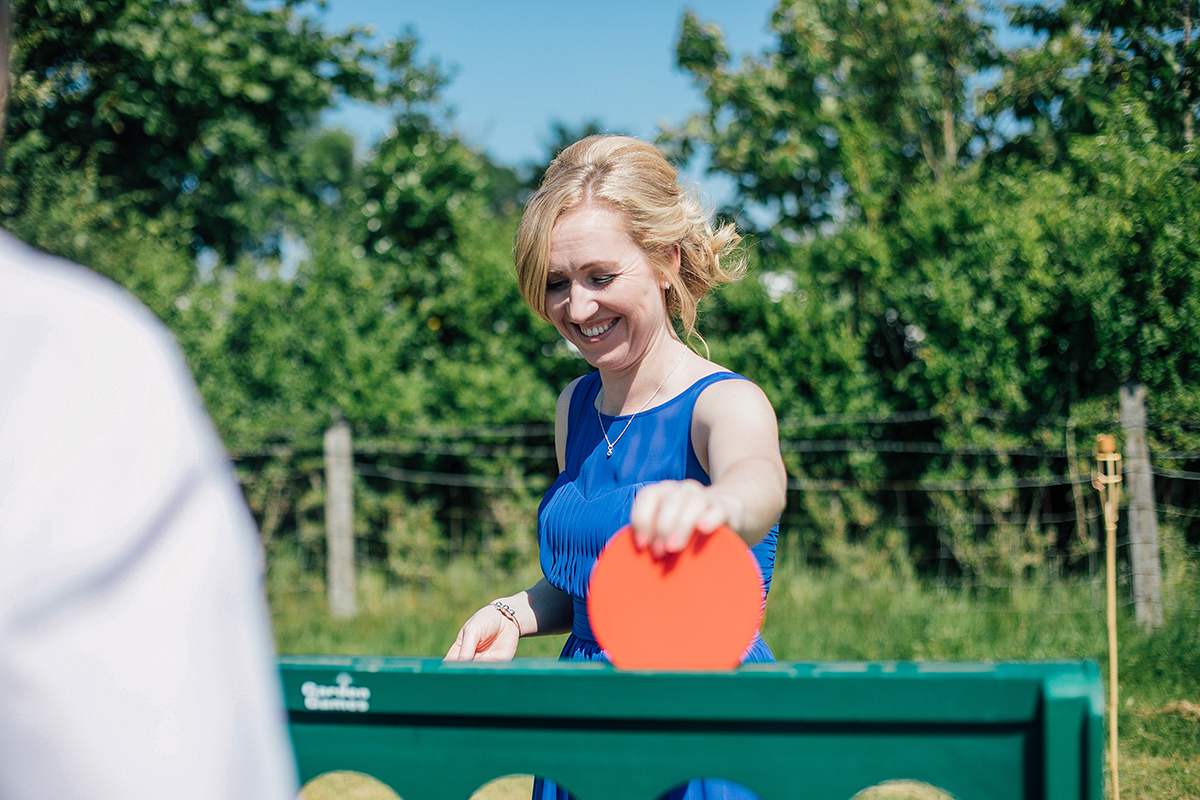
580, 319, 616, 337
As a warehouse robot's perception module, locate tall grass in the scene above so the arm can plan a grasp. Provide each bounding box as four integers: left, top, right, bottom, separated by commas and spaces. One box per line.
761, 560, 1109, 663
269, 545, 569, 659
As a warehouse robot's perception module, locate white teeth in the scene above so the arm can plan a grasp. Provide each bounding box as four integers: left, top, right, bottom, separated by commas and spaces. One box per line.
581, 321, 615, 337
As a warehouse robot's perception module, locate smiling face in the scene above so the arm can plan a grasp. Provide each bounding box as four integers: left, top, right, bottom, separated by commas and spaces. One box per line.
546, 202, 676, 374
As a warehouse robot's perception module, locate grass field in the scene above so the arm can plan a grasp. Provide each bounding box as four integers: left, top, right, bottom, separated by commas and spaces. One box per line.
271, 542, 1200, 799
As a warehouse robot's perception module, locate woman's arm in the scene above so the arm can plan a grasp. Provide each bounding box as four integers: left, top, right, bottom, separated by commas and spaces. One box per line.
444, 579, 573, 661
629, 378, 786, 556
444, 379, 582, 661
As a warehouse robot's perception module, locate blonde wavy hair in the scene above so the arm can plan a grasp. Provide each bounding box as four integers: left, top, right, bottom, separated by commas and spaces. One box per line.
514, 135, 745, 345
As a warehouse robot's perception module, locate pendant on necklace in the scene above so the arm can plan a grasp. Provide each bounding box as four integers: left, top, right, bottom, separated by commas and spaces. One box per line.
596, 349, 686, 460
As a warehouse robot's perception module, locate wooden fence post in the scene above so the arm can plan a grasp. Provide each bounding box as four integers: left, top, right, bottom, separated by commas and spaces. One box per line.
1119, 383, 1163, 629
324, 411, 356, 618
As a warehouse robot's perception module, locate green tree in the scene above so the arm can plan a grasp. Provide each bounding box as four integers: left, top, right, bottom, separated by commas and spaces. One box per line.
673, 1, 1200, 573
670, 0, 1000, 233
990, 0, 1200, 155
1, 3, 570, 565
2, 0, 439, 258
891, 101, 1200, 410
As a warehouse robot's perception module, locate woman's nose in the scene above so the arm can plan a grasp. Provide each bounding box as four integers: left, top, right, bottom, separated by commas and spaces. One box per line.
566, 283, 598, 322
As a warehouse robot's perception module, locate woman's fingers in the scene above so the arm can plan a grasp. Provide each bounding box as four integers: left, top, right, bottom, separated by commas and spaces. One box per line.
462, 625, 487, 660
693, 502, 727, 535
444, 616, 485, 662
472, 637, 518, 662
639, 484, 688, 554
445, 621, 483, 661
630, 481, 679, 550
444, 607, 521, 662
631, 480, 727, 556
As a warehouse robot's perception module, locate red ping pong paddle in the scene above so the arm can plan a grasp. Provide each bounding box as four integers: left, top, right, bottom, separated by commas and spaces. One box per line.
586, 524, 764, 670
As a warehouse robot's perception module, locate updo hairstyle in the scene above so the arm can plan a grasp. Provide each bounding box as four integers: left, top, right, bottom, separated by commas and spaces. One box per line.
514, 135, 745, 344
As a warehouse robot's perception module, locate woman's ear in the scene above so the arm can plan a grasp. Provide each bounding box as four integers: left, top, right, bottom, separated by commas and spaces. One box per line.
657, 245, 681, 291
666, 243, 681, 275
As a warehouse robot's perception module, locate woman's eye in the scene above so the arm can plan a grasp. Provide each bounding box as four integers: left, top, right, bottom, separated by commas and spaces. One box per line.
592, 275, 615, 286
546, 280, 567, 292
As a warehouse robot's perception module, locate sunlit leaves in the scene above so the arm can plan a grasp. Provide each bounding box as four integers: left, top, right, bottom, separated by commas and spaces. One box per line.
991, 0, 1200, 156
3, 0, 440, 259
668, 0, 1001, 236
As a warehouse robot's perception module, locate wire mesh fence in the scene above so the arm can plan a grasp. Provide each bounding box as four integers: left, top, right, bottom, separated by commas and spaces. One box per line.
233, 403, 1200, 614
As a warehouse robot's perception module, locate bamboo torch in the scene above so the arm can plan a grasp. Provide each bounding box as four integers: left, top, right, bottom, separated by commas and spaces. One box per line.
1093, 433, 1122, 800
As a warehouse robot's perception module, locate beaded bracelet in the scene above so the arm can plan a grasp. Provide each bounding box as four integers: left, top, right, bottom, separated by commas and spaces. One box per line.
491, 601, 522, 636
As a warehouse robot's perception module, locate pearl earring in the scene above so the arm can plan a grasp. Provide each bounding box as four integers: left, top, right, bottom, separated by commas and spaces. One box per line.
662, 281, 671, 290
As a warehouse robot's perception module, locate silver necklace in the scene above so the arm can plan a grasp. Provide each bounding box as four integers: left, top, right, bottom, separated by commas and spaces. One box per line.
596, 350, 686, 458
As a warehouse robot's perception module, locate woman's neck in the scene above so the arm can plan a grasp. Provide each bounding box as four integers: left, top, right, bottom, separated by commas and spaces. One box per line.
596, 339, 690, 416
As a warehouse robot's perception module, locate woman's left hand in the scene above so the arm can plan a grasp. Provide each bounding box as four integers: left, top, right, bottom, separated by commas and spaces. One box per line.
629, 479, 732, 558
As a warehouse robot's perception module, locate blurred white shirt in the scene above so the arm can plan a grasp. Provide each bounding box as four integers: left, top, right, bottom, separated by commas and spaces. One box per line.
0, 229, 298, 800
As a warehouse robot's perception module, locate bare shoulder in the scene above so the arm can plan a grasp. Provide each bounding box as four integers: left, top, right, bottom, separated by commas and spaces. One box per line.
690, 373, 781, 476
694, 374, 779, 427
554, 375, 588, 471
555, 376, 586, 422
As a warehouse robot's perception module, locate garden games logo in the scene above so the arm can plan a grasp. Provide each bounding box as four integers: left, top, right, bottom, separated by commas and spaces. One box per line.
301, 672, 371, 713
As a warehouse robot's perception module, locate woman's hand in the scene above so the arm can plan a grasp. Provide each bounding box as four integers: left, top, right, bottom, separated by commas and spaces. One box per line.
629, 479, 733, 558
443, 581, 573, 662
444, 603, 521, 662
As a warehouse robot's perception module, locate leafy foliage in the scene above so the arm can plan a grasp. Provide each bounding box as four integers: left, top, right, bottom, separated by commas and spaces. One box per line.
3, 0, 1196, 583
3, 0, 439, 258
674, 1, 1200, 572
669, 0, 1001, 234
990, 0, 1200, 155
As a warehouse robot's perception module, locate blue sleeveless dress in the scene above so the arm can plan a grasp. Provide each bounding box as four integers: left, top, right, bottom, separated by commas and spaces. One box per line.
532, 371, 776, 800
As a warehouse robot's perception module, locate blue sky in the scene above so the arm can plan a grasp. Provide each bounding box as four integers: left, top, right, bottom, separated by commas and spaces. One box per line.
311, 1, 779, 168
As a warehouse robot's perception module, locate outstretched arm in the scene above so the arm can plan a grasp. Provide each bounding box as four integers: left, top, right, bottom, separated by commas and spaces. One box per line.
630, 378, 786, 556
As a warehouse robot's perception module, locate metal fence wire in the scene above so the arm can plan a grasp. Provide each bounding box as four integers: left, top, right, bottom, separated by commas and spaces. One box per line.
231, 407, 1200, 601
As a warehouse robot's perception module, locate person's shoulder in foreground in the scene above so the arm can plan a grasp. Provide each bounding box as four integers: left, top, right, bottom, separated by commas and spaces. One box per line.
0, 228, 298, 800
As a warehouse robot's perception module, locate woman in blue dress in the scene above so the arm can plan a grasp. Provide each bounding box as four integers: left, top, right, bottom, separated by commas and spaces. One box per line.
445, 135, 788, 800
